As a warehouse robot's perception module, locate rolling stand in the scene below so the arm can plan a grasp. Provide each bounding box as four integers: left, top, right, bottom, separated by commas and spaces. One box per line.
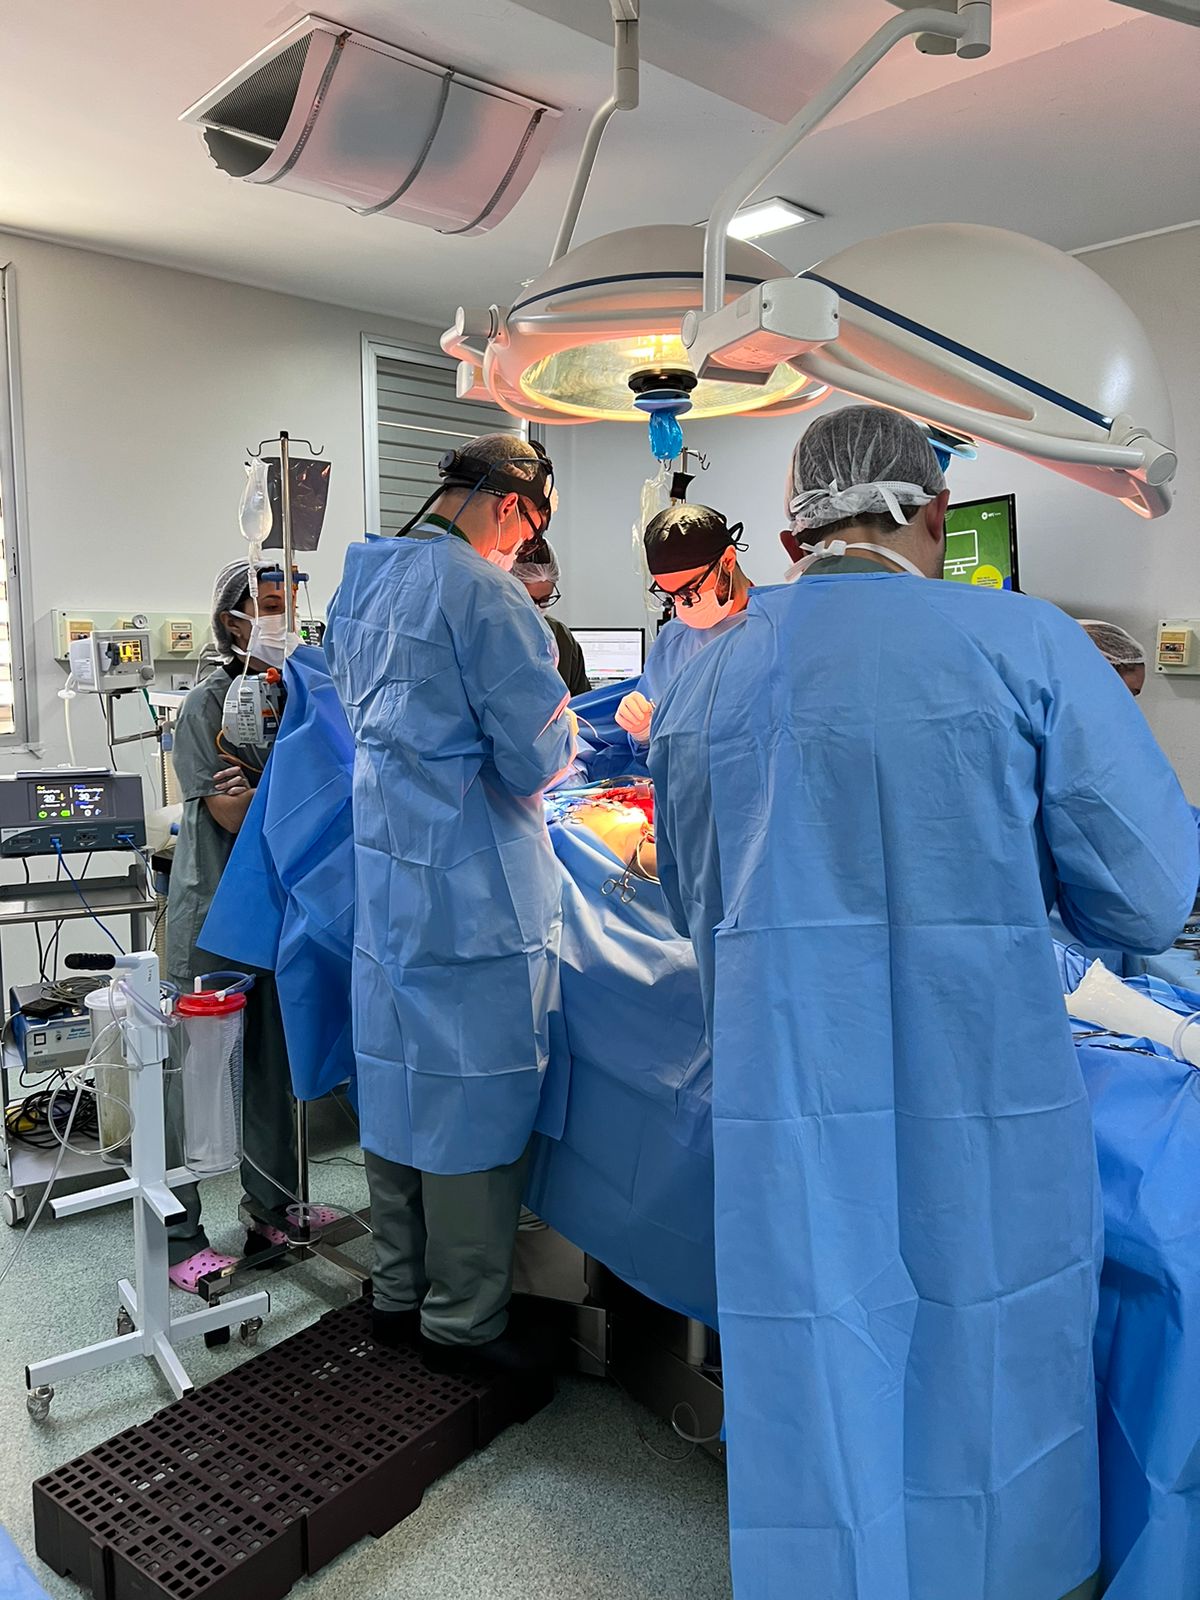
189, 429, 370, 1317
1, 867, 154, 1226
24, 954, 268, 1419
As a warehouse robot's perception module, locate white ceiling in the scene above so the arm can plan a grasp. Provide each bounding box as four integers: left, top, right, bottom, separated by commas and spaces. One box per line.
0, 0, 1197, 328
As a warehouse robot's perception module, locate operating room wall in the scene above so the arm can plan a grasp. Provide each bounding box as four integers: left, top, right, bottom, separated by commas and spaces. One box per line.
551, 224, 1200, 799
0, 231, 434, 773
0, 231, 434, 973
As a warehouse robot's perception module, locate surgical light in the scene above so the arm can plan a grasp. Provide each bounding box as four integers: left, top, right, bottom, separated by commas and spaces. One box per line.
793, 223, 1177, 518
444, 1, 987, 430
440, 4, 824, 426
725, 198, 818, 241
1111, 0, 1200, 22
443, 224, 830, 424
447, 0, 1179, 516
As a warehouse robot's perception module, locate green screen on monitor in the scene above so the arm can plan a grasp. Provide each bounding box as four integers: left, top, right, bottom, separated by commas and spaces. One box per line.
943, 495, 1019, 591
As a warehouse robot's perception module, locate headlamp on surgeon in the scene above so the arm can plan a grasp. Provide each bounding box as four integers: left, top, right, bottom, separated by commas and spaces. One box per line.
436, 437, 556, 540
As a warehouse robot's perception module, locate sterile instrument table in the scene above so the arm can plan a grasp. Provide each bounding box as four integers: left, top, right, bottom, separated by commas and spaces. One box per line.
0, 867, 154, 1225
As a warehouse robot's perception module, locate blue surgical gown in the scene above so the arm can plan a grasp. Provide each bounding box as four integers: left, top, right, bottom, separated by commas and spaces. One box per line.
324, 531, 574, 1175
641, 614, 745, 704
649, 572, 1197, 1600
1047, 793, 1200, 975
0, 1523, 49, 1600
623, 613, 745, 755
199, 646, 356, 1102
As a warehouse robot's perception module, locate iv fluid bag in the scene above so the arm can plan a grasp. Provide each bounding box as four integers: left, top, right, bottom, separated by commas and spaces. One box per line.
634, 463, 671, 623
239, 458, 272, 546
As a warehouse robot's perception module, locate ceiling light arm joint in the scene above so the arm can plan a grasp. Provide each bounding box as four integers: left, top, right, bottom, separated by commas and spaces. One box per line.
549, 3, 641, 266
697, 1, 991, 319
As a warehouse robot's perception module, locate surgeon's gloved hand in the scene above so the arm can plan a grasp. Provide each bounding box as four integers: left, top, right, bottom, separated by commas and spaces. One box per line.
616, 691, 655, 743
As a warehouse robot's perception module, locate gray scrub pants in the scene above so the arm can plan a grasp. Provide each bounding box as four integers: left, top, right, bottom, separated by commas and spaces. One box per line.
364, 1145, 530, 1346
1061, 1579, 1099, 1600
166, 965, 297, 1266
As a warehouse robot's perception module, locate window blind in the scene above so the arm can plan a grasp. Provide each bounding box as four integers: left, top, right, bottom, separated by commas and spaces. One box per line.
373, 351, 517, 534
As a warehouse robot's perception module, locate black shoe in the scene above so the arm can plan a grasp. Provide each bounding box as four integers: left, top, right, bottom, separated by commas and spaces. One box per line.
418, 1329, 553, 1378
371, 1307, 422, 1349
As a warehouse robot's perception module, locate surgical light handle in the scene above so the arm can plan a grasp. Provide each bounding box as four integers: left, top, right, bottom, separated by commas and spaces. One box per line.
699, 1, 992, 319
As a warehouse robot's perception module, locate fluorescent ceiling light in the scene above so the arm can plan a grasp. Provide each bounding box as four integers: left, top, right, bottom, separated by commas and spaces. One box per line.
726, 198, 819, 241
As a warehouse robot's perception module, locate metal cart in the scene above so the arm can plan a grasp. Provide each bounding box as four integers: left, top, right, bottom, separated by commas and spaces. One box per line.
1, 867, 155, 1224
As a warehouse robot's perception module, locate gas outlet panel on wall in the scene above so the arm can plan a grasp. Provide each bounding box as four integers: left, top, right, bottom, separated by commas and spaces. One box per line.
51, 609, 211, 663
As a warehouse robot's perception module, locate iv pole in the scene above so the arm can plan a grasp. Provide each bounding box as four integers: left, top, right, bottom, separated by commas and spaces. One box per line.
278, 432, 313, 1254
200, 432, 368, 1311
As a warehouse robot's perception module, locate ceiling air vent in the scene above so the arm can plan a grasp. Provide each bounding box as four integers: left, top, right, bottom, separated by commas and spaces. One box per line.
180, 14, 560, 236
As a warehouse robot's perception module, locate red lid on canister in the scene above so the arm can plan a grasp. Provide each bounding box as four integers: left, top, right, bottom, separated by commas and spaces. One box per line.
176, 989, 247, 1017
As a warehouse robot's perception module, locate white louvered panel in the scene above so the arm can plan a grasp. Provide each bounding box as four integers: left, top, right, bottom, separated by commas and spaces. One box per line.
374, 353, 516, 534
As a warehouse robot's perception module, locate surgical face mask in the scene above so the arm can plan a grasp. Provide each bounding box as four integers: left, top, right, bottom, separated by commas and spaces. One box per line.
229, 609, 296, 668
486, 544, 519, 573
485, 503, 528, 572
785, 539, 927, 582
674, 560, 735, 630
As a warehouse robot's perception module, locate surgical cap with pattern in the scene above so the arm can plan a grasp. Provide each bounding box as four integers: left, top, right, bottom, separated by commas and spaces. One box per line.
208, 560, 284, 662
510, 537, 561, 586
1078, 619, 1146, 669
643, 503, 743, 575
786, 404, 946, 533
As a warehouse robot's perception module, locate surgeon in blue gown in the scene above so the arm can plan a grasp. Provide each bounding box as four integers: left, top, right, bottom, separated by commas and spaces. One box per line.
324, 433, 576, 1376
1052, 618, 1200, 975
650, 404, 1198, 1600
614, 503, 752, 749
1047, 620, 1152, 977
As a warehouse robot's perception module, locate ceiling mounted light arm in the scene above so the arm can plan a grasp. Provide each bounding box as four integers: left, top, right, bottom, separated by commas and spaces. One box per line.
695, 1, 991, 325
441, 305, 502, 366
800, 349, 1168, 475
548, 1, 640, 266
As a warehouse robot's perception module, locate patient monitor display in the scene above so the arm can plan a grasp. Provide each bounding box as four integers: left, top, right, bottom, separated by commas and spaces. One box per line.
943, 495, 1019, 592
573, 628, 646, 687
